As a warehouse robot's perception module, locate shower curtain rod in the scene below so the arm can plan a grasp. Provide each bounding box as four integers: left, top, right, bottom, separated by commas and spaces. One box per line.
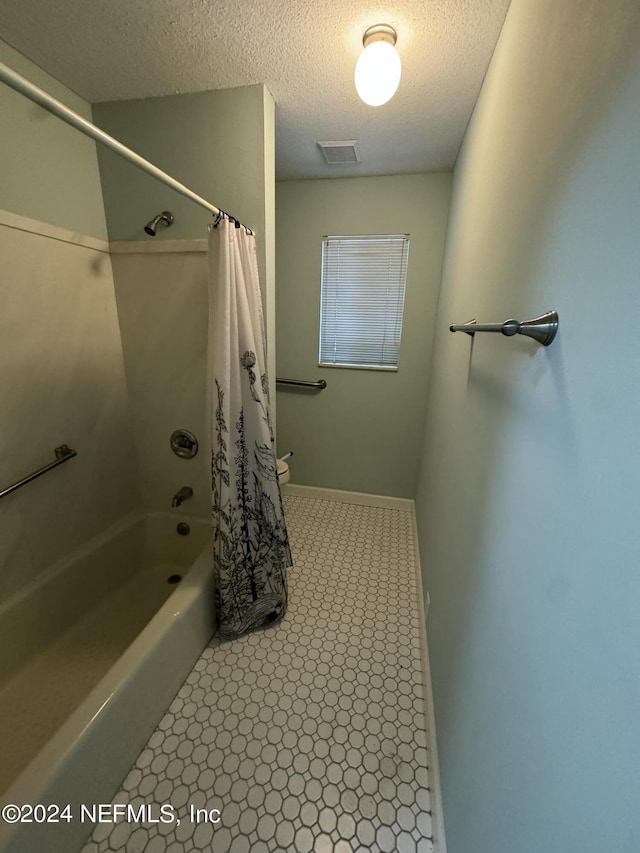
0, 61, 250, 230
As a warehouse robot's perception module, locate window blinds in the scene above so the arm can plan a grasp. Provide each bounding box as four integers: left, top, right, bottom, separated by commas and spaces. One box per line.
319, 234, 410, 370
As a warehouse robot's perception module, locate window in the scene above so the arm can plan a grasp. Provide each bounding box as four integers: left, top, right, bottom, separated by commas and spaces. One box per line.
319, 234, 410, 370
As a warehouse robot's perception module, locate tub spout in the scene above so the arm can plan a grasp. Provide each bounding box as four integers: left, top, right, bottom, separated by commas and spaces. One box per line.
172, 486, 193, 508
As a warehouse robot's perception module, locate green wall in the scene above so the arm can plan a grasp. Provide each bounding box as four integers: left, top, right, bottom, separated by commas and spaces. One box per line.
0, 39, 107, 239
93, 85, 271, 266
276, 174, 451, 497
415, 1, 640, 851
94, 84, 277, 423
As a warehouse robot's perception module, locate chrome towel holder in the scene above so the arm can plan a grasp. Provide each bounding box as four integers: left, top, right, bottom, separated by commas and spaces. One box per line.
449, 310, 559, 346
0, 444, 77, 500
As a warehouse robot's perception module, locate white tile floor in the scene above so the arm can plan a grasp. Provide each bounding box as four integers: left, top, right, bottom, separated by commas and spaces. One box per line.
81, 494, 435, 853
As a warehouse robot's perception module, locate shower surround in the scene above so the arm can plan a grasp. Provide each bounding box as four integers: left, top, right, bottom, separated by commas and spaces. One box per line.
0, 212, 139, 604
0, 213, 216, 853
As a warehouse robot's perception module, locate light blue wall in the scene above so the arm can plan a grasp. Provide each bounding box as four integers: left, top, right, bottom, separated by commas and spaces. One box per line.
415, 1, 640, 852
276, 174, 451, 497
0, 39, 107, 239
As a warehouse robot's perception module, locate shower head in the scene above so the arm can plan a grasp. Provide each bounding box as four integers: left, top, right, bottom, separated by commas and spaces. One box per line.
144, 211, 174, 236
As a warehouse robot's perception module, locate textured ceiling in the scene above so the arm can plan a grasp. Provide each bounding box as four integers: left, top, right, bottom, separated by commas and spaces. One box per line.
0, 0, 511, 180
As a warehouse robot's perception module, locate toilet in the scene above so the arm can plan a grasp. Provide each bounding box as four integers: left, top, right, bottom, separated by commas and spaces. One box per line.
277, 456, 291, 485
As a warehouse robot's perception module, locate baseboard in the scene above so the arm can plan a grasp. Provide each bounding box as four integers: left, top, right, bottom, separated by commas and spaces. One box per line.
280, 482, 413, 511
410, 508, 448, 853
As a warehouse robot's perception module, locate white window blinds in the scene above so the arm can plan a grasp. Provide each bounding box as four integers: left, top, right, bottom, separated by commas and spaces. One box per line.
319, 234, 410, 370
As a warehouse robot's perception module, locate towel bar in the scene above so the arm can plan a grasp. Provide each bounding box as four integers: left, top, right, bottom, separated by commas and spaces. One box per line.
449, 311, 558, 346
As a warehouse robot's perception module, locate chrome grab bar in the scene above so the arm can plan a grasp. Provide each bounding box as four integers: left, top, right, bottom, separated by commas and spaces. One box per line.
0, 445, 77, 500
276, 378, 327, 389
449, 310, 559, 346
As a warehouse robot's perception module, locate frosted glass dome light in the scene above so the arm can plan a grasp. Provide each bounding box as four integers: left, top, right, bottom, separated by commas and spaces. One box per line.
355, 24, 401, 107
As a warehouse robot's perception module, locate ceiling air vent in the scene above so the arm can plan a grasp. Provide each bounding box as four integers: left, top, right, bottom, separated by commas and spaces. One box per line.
317, 140, 361, 165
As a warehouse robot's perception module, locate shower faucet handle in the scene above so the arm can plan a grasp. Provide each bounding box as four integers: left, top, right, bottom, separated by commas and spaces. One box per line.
170, 429, 199, 459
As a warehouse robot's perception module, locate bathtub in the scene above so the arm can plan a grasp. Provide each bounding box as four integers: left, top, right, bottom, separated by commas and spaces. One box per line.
0, 512, 215, 853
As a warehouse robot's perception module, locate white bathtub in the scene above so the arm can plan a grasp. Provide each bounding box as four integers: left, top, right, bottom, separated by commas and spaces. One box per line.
0, 512, 215, 853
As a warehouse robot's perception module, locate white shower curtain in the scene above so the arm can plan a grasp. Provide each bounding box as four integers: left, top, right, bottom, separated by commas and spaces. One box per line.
208, 216, 291, 639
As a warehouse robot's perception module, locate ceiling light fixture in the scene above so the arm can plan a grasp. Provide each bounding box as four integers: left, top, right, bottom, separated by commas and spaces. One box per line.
355, 24, 401, 107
